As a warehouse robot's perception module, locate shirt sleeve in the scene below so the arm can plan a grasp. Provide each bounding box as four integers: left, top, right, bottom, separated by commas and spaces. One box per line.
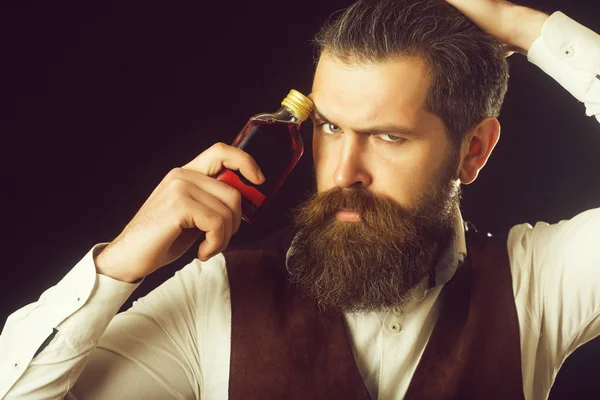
508, 208, 600, 397
64, 251, 233, 400
66, 257, 213, 400
0, 244, 141, 399
528, 12, 600, 123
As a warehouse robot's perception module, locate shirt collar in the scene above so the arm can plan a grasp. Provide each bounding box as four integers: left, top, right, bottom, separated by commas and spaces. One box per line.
432, 207, 466, 288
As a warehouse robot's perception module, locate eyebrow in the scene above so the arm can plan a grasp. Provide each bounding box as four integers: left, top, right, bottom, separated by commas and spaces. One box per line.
312, 106, 420, 137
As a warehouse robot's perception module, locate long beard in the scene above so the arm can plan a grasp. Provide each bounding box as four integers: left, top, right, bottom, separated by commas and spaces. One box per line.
286, 162, 461, 313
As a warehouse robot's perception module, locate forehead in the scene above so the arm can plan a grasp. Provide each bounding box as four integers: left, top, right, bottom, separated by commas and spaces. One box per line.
312, 53, 433, 127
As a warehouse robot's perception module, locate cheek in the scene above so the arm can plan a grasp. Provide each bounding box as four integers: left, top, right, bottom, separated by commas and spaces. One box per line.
377, 143, 445, 205
376, 165, 421, 208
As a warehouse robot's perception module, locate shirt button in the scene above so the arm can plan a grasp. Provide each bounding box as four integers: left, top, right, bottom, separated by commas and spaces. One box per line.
390, 322, 402, 333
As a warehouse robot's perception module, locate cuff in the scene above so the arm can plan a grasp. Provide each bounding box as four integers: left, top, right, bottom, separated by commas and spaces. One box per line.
0, 244, 143, 390
38, 243, 143, 342
528, 11, 600, 102
56, 251, 144, 345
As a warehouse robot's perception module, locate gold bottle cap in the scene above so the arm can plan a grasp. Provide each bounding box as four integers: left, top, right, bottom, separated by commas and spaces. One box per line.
281, 89, 314, 122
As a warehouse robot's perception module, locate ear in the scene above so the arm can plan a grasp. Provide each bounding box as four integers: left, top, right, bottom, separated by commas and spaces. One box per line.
458, 117, 501, 185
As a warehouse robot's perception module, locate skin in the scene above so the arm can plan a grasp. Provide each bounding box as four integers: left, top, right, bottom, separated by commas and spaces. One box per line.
310, 55, 453, 211
310, 51, 502, 212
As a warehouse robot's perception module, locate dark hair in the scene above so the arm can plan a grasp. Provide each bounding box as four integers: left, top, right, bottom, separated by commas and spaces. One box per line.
313, 0, 509, 147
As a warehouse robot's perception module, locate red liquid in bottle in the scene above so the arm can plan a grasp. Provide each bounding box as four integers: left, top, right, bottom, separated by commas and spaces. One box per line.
216, 111, 304, 223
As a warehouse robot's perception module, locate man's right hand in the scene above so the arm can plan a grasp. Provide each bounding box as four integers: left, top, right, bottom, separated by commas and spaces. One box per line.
94, 142, 266, 283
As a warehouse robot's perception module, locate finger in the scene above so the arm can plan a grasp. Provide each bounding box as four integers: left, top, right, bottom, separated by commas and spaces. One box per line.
180, 196, 227, 261
166, 167, 243, 234
185, 183, 234, 255
183, 142, 266, 185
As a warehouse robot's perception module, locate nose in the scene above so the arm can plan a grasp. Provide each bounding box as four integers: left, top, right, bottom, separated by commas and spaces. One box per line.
333, 134, 372, 189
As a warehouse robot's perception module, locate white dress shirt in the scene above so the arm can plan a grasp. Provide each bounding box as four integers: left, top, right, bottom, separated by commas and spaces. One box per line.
1, 11, 599, 400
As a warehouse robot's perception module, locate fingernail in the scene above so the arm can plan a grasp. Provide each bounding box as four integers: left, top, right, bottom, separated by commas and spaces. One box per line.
258, 171, 266, 182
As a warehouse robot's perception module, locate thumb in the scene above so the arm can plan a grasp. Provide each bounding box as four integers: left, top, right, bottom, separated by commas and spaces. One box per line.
503, 44, 526, 57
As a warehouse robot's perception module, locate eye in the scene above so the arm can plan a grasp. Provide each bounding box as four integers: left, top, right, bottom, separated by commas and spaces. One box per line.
319, 122, 342, 134
376, 134, 406, 144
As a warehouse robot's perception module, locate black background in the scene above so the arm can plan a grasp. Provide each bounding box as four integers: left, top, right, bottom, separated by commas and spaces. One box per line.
1, 0, 599, 397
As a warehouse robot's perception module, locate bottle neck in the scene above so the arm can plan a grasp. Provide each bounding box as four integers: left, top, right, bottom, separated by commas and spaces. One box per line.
276, 106, 301, 124
250, 106, 304, 125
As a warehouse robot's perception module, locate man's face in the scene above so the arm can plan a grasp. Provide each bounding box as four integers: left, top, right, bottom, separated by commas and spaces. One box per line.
286, 53, 462, 313
311, 53, 452, 205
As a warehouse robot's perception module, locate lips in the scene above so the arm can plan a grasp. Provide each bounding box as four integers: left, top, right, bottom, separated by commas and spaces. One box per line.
335, 209, 361, 222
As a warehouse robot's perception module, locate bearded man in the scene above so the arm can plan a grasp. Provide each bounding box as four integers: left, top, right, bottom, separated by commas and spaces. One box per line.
1, 0, 599, 399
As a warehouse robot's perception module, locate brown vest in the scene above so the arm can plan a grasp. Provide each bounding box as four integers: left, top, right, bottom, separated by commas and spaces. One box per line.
223, 226, 524, 399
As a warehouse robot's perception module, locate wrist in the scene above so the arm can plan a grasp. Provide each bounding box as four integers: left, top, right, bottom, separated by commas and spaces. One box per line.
94, 244, 141, 283
507, 6, 550, 54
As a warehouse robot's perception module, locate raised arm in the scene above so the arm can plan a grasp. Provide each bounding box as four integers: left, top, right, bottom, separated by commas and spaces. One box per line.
445, 0, 600, 123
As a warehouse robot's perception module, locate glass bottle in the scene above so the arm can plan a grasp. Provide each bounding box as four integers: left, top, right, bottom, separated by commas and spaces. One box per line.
216, 89, 314, 223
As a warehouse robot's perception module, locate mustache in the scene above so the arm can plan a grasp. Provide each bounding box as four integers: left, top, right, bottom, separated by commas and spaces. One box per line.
291, 186, 415, 231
